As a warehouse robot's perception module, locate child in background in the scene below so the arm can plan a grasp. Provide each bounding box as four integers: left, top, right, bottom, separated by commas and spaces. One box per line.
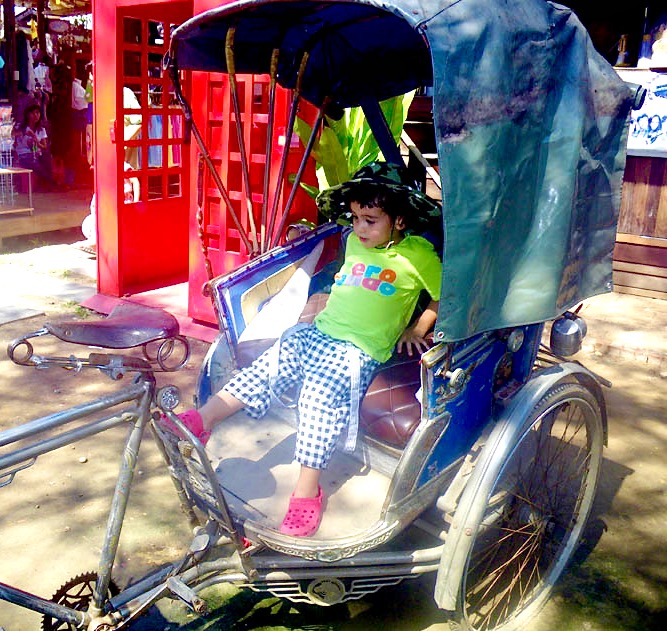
13, 103, 54, 190
162, 162, 442, 537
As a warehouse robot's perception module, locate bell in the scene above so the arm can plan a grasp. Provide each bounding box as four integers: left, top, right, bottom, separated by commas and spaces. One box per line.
550, 313, 587, 357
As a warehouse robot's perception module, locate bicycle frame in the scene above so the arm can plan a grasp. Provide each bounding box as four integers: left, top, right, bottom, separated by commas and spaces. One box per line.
0, 370, 156, 625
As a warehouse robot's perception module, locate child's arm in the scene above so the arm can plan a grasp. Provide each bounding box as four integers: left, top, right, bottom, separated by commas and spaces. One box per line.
36, 131, 48, 151
396, 300, 439, 357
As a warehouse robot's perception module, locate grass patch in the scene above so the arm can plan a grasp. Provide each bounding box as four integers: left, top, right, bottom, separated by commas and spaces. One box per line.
62, 300, 92, 319
551, 553, 667, 631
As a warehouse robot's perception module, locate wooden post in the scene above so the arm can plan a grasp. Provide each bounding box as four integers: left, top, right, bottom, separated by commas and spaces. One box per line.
37, 0, 47, 60
2, 0, 17, 114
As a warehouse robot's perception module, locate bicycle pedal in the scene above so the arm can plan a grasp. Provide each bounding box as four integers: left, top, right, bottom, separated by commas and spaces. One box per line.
166, 577, 208, 615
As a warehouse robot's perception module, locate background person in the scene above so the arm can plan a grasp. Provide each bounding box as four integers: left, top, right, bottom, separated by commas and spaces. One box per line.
13, 103, 54, 190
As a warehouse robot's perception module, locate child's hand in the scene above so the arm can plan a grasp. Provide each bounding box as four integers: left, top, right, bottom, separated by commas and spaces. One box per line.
396, 300, 439, 357
397, 327, 431, 357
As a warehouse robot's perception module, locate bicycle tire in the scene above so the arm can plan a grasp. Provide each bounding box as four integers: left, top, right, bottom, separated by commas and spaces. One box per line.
451, 382, 604, 631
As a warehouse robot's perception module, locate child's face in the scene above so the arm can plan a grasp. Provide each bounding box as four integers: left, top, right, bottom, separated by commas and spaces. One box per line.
350, 201, 403, 248
27, 109, 41, 126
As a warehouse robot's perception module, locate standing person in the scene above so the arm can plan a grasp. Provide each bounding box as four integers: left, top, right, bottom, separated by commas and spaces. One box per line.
13, 103, 53, 189
161, 163, 442, 537
71, 71, 89, 183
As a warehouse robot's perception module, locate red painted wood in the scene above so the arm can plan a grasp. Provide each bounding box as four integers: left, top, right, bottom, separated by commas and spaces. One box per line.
93, 0, 193, 298
188, 0, 319, 324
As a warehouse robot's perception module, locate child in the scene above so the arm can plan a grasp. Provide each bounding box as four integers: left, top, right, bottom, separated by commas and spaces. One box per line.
13, 104, 54, 189
163, 162, 442, 537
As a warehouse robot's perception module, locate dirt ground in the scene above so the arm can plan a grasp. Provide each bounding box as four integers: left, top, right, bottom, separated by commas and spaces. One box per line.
0, 243, 666, 630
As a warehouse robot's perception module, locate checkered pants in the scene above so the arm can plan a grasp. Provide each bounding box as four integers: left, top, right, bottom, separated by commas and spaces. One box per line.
222, 325, 380, 469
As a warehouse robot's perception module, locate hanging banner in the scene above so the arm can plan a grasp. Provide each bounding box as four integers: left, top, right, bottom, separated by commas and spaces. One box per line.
616, 68, 667, 157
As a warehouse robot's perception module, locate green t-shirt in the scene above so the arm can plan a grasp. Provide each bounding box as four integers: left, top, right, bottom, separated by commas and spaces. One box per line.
315, 233, 442, 362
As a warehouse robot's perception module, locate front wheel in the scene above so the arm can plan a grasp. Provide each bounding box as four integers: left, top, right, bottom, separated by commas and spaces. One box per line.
453, 383, 604, 631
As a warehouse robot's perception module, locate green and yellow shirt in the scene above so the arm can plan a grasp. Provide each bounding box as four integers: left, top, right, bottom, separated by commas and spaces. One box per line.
315, 233, 442, 363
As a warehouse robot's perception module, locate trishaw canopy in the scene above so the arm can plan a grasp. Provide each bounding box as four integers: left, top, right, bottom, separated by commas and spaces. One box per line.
170, 0, 634, 341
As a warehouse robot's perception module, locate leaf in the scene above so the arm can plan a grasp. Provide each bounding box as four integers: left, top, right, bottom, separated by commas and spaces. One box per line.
316, 125, 351, 188
294, 117, 322, 163
298, 181, 321, 200
295, 91, 416, 193
382, 91, 415, 144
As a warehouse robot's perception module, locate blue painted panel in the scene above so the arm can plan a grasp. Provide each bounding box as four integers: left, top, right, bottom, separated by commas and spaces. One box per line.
415, 323, 543, 487
211, 223, 343, 348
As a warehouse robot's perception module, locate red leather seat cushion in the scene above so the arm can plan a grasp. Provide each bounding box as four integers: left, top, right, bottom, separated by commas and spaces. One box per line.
360, 355, 422, 448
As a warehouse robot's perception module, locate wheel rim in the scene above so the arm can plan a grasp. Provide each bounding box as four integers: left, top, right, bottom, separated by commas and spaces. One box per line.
461, 390, 602, 630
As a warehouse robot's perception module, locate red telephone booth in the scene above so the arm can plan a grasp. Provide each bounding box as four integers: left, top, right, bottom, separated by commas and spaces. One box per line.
91, 0, 318, 330
93, 0, 194, 298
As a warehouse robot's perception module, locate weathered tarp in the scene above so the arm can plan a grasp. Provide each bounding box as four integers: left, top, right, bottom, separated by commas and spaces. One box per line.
171, 0, 634, 341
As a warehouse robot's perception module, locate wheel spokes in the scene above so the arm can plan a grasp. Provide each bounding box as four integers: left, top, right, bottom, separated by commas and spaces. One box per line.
463, 395, 598, 630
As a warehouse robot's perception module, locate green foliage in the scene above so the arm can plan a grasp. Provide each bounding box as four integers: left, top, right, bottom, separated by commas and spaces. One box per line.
295, 92, 415, 195
63, 300, 92, 319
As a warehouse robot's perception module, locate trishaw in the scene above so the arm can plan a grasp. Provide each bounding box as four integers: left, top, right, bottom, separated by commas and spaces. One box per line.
0, 1, 644, 629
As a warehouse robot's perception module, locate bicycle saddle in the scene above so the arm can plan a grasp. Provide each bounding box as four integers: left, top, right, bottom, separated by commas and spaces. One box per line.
45, 303, 180, 349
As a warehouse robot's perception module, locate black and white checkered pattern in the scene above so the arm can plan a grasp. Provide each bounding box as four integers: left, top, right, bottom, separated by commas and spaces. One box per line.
222, 325, 379, 469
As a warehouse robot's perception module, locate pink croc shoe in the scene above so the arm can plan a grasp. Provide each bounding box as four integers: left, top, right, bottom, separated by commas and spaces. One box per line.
279, 486, 324, 537
158, 409, 211, 446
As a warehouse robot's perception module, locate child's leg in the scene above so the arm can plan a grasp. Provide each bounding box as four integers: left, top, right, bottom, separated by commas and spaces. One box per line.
164, 331, 308, 441
197, 390, 244, 432
293, 464, 321, 498
160, 390, 244, 443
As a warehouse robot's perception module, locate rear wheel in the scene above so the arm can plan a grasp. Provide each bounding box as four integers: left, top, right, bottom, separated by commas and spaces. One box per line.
454, 383, 603, 631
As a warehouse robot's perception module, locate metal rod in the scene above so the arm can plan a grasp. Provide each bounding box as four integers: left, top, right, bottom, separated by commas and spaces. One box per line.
226, 26, 259, 253
168, 57, 255, 255
94, 387, 153, 610
190, 121, 255, 254
0, 383, 146, 448
0, 582, 86, 627
261, 48, 280, 252
266, 51, 310, 249
149, 425, 201, 528
162, 410, 257, 579
400, 130, 442, 190
0, 412, 138, 472
181, 560, 441, 594
360, 97, 404, 166
270, 98, 328, 248
174, 543, 445, 589
251, 544, 444, 569
195, 155, 213, 280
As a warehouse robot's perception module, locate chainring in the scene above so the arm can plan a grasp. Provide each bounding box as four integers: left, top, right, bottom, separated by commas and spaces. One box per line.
42, 571, 120, 631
